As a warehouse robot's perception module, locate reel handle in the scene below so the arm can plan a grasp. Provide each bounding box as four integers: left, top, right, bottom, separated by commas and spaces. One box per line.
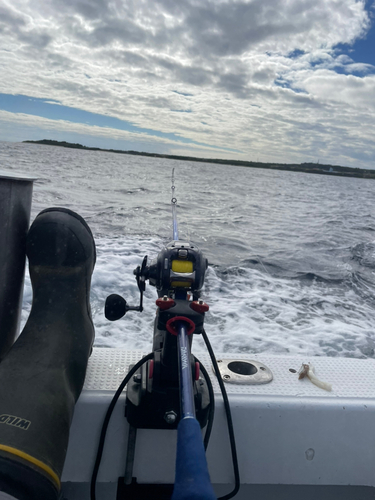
105, 294, 141, 321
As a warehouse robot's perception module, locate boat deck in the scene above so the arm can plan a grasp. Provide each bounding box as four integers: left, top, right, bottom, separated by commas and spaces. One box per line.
61, 349, 375, 499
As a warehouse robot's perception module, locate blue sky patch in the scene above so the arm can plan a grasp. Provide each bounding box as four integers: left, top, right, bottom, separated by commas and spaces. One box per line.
335, 3, 375, 68
172, 91, 194, 97
274, 79, 308, 94
286, 49, 306, 59
0, 93, 239, 153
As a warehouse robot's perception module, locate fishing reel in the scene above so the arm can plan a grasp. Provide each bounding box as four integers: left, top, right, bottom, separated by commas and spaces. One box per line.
105, 240, 208, 321
148, 240, 208, 298
104, 240, 211, 429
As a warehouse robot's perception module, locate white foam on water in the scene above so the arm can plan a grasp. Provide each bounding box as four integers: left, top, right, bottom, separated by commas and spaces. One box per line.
199, 266, 374, 358
21, 235, 375, 358
90, 236, 162, 351
10, 142, 375, 360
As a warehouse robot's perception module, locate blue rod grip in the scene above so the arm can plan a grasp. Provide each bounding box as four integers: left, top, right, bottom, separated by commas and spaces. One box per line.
172, 418, 217, 500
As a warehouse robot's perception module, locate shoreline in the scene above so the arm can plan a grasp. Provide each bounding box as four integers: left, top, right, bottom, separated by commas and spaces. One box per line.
23, 140, 375, 179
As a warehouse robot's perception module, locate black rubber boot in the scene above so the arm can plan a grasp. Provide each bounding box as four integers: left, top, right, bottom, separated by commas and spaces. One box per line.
0, 208, 96, 500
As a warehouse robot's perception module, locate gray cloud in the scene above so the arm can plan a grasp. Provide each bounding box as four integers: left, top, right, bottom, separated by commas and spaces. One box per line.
0, 4, 26, 30
0, 0, 374, 167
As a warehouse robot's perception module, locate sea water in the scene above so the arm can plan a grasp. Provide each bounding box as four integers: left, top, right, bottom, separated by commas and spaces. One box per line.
1, 141, 375, 358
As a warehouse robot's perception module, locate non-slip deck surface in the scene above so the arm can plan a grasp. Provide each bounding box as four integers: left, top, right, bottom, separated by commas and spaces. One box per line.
84, 348, 375, 399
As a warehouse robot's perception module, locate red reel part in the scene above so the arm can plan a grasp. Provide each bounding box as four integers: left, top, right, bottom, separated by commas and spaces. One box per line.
190, 300, 209, 313
156, 297, 176, 310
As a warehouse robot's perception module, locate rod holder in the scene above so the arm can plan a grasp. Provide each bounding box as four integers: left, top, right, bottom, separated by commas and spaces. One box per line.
0, 172, 36, 358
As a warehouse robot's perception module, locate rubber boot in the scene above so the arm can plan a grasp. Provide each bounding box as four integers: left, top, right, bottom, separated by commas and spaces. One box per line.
0, 208, 96, 500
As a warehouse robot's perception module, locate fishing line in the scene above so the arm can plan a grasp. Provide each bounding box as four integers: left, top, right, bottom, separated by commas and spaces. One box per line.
171, 168, 178, 241
245, 244, 271, 278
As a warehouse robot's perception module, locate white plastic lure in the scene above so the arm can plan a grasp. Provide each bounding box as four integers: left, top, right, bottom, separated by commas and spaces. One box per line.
298, 363, 332, 392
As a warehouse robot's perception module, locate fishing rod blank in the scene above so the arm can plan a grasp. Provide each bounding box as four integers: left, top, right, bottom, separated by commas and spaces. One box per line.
171, 168, 178, 241
177, 321, 195, 419
172, 319, 216, 500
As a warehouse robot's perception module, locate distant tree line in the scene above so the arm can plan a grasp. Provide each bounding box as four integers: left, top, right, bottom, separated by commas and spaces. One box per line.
23, 140, 375, 179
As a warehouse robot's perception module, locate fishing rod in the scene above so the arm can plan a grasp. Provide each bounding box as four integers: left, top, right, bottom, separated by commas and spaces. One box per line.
93, 170, 240, 500
167, 171, 215, 500
171, 168, 178, 241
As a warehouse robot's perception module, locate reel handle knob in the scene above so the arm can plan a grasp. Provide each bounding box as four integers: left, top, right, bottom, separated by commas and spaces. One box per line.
105, 294, 127, 321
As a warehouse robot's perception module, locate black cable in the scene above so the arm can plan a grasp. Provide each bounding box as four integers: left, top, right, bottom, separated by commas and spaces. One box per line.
90, 352, 154, 500
194, 356, 215, 450
90, 338, 237, 499
202, 329, 240, 500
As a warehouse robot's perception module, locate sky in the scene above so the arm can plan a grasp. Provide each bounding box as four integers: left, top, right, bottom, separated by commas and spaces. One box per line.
0, 0, 374, 168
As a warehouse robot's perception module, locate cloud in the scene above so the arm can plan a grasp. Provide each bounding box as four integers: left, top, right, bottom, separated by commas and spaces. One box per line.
0, 0, 374, 167
0, 109, 235, 157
